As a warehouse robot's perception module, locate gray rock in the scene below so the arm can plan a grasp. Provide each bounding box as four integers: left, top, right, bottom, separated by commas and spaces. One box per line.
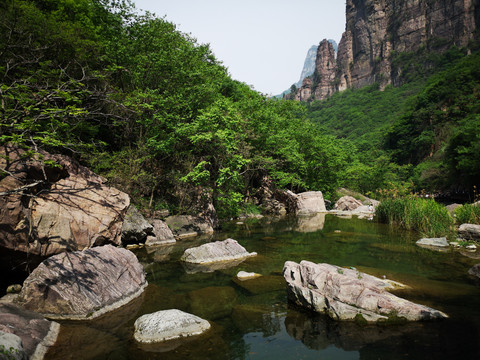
334, 196, 363, 211
165, 215, 214, 239
458, 223, 480, 241
17, 245, 147, 320
0, 331, 27, 360
295, 191, 327, 215
145, 219, 176, 246
0, 303, 59, 360
134, 309, 210, 343
121, 206, 154, 244
468, 264, 480, 279
446, 203, 462, 214
180, 239, 257, 265
283, 261, 448, 322
416, 237, 449, 248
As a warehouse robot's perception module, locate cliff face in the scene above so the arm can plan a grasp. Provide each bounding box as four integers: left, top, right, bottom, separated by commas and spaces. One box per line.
296, 0, 479, 100
295, 45, 318, 88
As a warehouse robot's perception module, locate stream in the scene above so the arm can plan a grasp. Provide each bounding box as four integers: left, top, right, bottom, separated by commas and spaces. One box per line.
44, 214, 480, 359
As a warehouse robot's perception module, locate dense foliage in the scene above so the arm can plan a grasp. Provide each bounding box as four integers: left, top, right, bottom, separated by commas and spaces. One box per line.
375, 197, 454, 237
0, 0, 352, 217
306, 48, 480, 198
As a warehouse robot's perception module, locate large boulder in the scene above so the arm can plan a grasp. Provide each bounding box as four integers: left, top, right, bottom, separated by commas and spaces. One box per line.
458, 224, 480, 241
295, 192, 326, 215
283, 261, 448, 322
180, 239, 257, 265
121, 205, 154, 245
334, 196, 363, 211
17, 245, 147, 320
134, 309, 210, 343
0, 145, 130, 256
165, 215, 214, 239
0, 303, 59, 360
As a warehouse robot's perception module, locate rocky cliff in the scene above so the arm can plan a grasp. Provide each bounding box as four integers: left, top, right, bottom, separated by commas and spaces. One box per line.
293, 0, 480, 101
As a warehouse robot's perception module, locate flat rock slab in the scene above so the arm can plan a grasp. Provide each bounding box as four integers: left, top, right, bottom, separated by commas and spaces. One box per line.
416, 237, 449, 248
134, 309, 210, 343
18, 245, 147, 320
233, 275, 285, 295
283, 261, 448, 322
180, 238, 257, 265
0, 303, 59, 360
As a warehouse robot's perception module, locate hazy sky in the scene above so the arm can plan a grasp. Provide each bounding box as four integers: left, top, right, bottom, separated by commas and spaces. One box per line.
133, 0, 346, 95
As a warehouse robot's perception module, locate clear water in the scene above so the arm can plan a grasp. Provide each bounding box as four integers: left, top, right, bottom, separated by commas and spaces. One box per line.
45, 214, 480, 359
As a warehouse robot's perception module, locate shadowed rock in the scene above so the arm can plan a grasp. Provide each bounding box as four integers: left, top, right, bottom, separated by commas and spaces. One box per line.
17, 245, 147, 320
0, 303, 59, 360
0, 145, 130, 256
458, 224, 480, 241
121, 206, 154, 245
165, 215, 214, 239
283, 261, 448, 322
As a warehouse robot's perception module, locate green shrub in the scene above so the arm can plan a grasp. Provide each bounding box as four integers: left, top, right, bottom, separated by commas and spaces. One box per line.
454, 204, 480, 225
376, 197, 454, 237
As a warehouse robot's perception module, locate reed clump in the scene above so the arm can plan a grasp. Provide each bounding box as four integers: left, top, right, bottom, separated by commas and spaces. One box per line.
376, 196, 454, 238
454, 204, 480, 225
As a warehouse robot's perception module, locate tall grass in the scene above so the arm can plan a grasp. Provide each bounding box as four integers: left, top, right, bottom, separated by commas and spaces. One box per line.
454, 204, 480, 224
376, 197, 454, 237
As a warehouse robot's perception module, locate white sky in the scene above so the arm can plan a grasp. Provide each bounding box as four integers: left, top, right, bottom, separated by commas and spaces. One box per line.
132, 0, 346, 96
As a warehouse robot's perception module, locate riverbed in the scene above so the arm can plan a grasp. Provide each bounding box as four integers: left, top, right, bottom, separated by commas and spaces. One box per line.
45, 214, 480, 359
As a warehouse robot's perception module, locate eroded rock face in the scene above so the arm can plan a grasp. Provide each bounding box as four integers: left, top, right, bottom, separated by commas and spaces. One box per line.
0, 145, 130, 256
134, 309, 210, 343
334, 196, 364, 211
17, 245, 147, 320
283, 261, 448, 322
0, 303, 59, 360
295, 0, 479, 100
458, 223, 480, 240
180, 239, 257, 265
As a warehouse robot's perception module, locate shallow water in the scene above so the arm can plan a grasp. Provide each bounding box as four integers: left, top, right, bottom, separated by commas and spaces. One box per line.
46, 214, 480, 359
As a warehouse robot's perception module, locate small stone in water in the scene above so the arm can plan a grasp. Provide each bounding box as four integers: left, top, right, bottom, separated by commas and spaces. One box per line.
466, 244, 477, 250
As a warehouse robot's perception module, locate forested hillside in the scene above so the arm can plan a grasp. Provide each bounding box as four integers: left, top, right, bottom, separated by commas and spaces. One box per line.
0, 0, 354, 218
306, 47, 480, 198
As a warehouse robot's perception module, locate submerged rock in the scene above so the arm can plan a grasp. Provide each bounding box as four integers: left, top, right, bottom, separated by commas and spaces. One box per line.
416, 237, 449, 248
0, 303, 59, 360
283, 261, 448, 322
468, 264, 480, 280
17, 245, 147, 320
134, 309, 210, 343
236, 271, 262, 281
180, 238, 257, 265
